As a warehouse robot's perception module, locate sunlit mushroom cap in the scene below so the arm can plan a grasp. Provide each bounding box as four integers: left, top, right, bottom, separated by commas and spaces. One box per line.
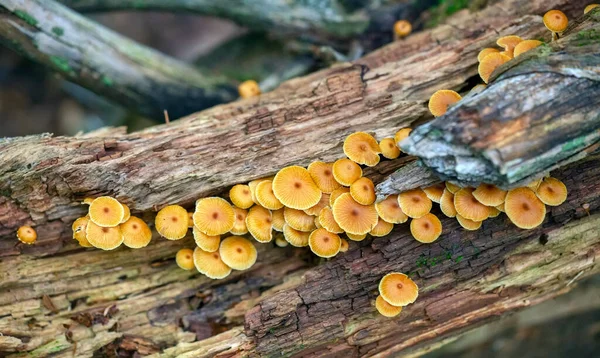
478, 52, 511, 83
379, 138, 401, 159
410, 213, 442, 243
121, 216, 152, 249
454, 188, 490, 222
220, 236, 258, 271
308, 161, 341, 194
156, 205, 189, 240
350, 177, 376, 205
346, 232, 367, 241
238, 79, 261, 98
330, 186, 351, 206
254, 180, 284, 210
428, 90, 462, 117
283, 224, 310, 247
271, 208, 285, 232
273, 166, 322, 210
332, 193, 379, 235
318, 207, 344, 234
82, 197, 95, 205
332, 158, 362, 186
536, 177, 567, 206
488, 206, 501, 218
440, 188, 457, 218
398, 189, 432, 218
379, 272, 418, 307
513, 40, 543, 57
394, 128, 412, 145
89, 196, 125, 227
246, 205, 273, 243
472, 183, 507, 207
505, 187, 546, 229
496, 35, 523, 57
284, 207, 316, 232
120, 204, 131, 224
375, 295, 403, 317
193, 197, 235, 236
339, 238, 349, 252
445, 182, 461, 194
370, 219, 394, 237
423, 183, 445, 203
393, 20, 412, 38
456, 214, 482, 231
86, 221, 123, 250
72, 216, 93, 247
230, 207, 249, 235
17, 225, 37, 245
304, 193, 330, 216
229, 184, 254, 209
477, 48, 500, 62
176, 248, 195, 270
585, 4, 599, 14
375, 195, 408, 224
275, 236, 289, 247
309, 228, 341, 258
343, 132, 381, 167
543, 10, 568, 32
193, 226, 221, 252
193, 247, 232, 279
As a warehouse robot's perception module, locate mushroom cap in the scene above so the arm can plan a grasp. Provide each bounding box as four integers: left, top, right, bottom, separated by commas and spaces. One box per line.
329, 186, 351, 206
379, 272, 419, 306
445, 182, 461, 194
375, 195, 408, 224
273, 166, 322, 210
193, 226, 221, 252
339, 238, 349, 252
350, 177, 376, 205
410, 213, 442, 243
398, 189, 432, 218
375, 295, 403, 317
255, 180, 284, 210
393, 20, 412, 37
477, 48, 500, 62
370, 219, 394, 237
156, 205, 189, 240
72, 216, 93, 247
488, 206, 501, 218
379, 138, 401, 159
248, 176, 274, 203
193, 247, 232, 279
314, 215, 322, 229
275, 236, 289, 247
543, 10, 568, 32
318, 206, 344, 234
304, 193, 330, 216
238, 79, 261, 98
456, 214, 482, 230
422, 183, 445, 203
176, 248, 195, 270
246, 205, 273, 243
230, 207, 249, 235
346, 232, 367, 241
271, 208, 285, 232
86, 221, 123, 250
394, 128, 412, 145
193, 197, 235, 236
121, 216, 152, 249
428, 90, 462, 117
343, 132, 381, 167
513, 40, 543, 57
188, 212, 194, 228
505, 187, 546, 229
308, 228, 341, 258
332, 159, 362, 186
17, 225, 37, 245
283, 224, 310, 247
585, 4, 599, 14
229, 184, 254, 209
472, 183, 507, 207
308, 161, 341, 194
526, 178, 543, 190
496, 202, 505, 212
440, 188, 457, 218
332, 193, 379, 235
478, 52, 511, 83
120, 204, 131, 224
89, 196, 125, 227
496, 35, 523, 57
82, 197, 95, 205
284, 207, 317, 232
454, 188, 490, 222
536, 177, 567, 206
219, 236, 258, 270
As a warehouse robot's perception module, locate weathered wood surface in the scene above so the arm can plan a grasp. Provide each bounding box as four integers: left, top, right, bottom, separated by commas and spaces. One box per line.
0, 0, 237, 119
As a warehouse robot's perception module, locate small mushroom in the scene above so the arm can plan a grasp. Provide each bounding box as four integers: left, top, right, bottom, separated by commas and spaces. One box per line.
193, 197, 235, 236
456, 214, 482, 231
229, 184, 254, 209
369, 219, 394, 237
238, 80, 261, 98
379, 138, 401, 159
526, 178, 543, 190
188, 212, 194, 228
82, 197, 95, 205
284, 207, 317, 232
255, 180, 284, 210
454, 188, 490, 222
304, 193, 330, 216
329, 187, 351, 206
394, 128, 412, 146
343, 132, 382, 167
488, 206, 502, 218
478, 52, 511, 83
350, 177, 376, 205
410, 213, 442, 243
339, 238, 349, 252
246, 205, 273, 243
230, 207, 249, 235
445, 182, 461, 194
543, 10, 568, 41
88, 196, 125, 228
477, 48, 500, 62
496, 202, 505, 212
346, 232, 367, 242
283, 224, 310, 247
472, 183, 507, 207
505, 187, 546, 229
271, 208, 285, 232
536, 177, 568, 206
422, 183, 445, 203
428, 90, 462, 117
17, 225, 37, 245
272, 166, 322, 210
440, 188, 457, 218
496, 35, 523, 58
378, 272, 418, 307
275, 236, 289, 247
393, 20, 412, 40
332, 193, 379, 235
398, 189, 432, 219
193, 247, 232, 279
314, 215, 322, 229
86, 221, 123, 250
332, 159, 362, 186
156, 205, 189, 240
72, 216, 93, 247
585, 4, 599, 14
308, 161, 341, 194
248, 176, 274, 204
219, 236, 258, 271
375, 195, 408, 224
513, 40, 543, 57
121, 216, 152, 249
120, 204, 131, 224
375, 295, 403, 317
176, 248, 195, 270
193, 226, 221, 252
308, 228, 341, 258
318, 207, 344, 234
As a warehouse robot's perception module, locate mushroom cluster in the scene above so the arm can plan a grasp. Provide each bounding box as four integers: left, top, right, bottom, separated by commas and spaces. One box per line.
375, 272, 418, 317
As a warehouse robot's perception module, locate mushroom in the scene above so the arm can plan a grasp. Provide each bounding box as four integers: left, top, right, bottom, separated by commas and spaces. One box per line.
272, 166, 322, 210
454, 188, 490, 222
332, 193, 379, 235
271, 208, 285, 232
193, 247, 232, 279
193, 226, 221, 252
314, 215, 322, 229
121, 216, 152, 249
393, 20, 412, 40
82, 197, 95, 205
456, 214, 482, 231
86, 221, 123, 250
339, 238, 349, 253
346, 232, 367, 241
440, 188, 457, 218
246, 205, 273, 243
255, 180, 284, 210
343, 132, 382, 167
488, 206, 502, 218
329, 187, 351, 206
350, 177, 376, 205
248, 176, 274, 204
318, 207, 344, 234
526, 178, 543, 190
585, 4, 599, 14
332, 159, 362, 187
543, 10, 568, 41
505, 187, 546, 229
308, 161, 341, 193
478, 52, 511, 83
188, 212, 194, 228
445, 182, 461, 194
230, 207, 249, 235
472, 183, 507, 207
17, 225, 37, 245
477, 48, 500, 62
496, 202, 505, 212
193, 197, 235, 236
410, 213, 442, 243
275, 236, 289, 247
120, 204, 131, 224
379, 272, 418, 307
422, 183, 445, 203
308, 228, 342, 258
428, 90, 462, 117
304, 193, 330, 216
229, 184, 254, 209
379, 138, 401, 159
219, 236, 258, 270
535, 177, 568, 206
284, 207, 317, 232
176, 248, 195, 270
89, 196, 125, 227
238, 80, 261, 98
513, 40, 543, 57
370, 219, 394, 237
283, 224, 310, 247
156, 205, 189, 240
375, 195, 408, 224
496, 35, 523, 58
72, 216, 93, 247
394, 128, 412, 145
375, 295, 403, 317
398, 189, 432, 218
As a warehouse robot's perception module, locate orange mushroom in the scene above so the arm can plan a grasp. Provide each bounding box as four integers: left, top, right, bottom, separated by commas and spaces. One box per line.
428, 90, 462, 117
120, 204, 131, 224
72, 216, 93, 247
478, 52, 511, 83
477, 48, 500, 62
121, 216, 152, 249
304, 193, 330, 216
332, 193, 379, 235
156, 205, 189, 240
375, 295, 403, 317
86, 221, 123, 250
343, 132, 381, 167
393, 20, 412, 39
410, 213, 442, 243
379, 138, 401, 159
229, 184, 254, 209
308, 228, 341, 258
219, 236, 258, 270
536, 177, 567, 206
456, 214, 482, 231
283, 224, 310, 247
543, 10, 568, 41
488, 206, 501, 218
308, 161, 341, 194
496, 35, 523, 58
370, 219, 394, 237
193, 197, 235, 236
375, 195, 408, 224
346, 232, 367, 241
176, 249, 195, 270
271, 208, 285, 232
238, 80, 261, 98
440, 188, 457, 218
339, 238, 349, 253
193, 247, 231, 279
398, 189, 432, 218
445, 182, 461, 194
422, 183, 445, 203
272, 166, 322, 210
318, 207, 344, 234
454, 188, 490, 222
17, 225, 37, 245
332, 158, 362, 186
513, 40, 543, 57
255, 180, 284, 210
275, 236, 289, 247
379, 272, 418, 306
330, 186, 351, 206
89, 196, 125, 227
585, 4, 599, 14
284, 207, 316, 232
394, 128, 412, 146
246, 205, 273, 243
350, 177, 376, 205
472, 183, 506, 207
193, 226, 221, 252
504, 187, 546, 229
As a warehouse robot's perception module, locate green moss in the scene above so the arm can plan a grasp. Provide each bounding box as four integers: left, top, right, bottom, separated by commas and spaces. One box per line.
562, 137, 585, 152
49, 56, 73, 74
14, 9, 38, 27
575, 28, 600, 47
102, 75, 114, 86
425, 0, 483, 28
51, 27, 64, 36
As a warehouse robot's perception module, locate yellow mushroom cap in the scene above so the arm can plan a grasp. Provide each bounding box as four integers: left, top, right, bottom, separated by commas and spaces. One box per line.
332, 193, 379, 235
314, 215, 322, 229
275, 236, 289, 247
513, 40, 543, 57
350, 177, 376, 205
339, 238, 349, 252
440, 188, 457, 218
17, 225, 37, 245
304, 193, 330, 216
156, 205, 189, 240
188, 212, 194, 228
375, 195, 408, 224
346, 232, 367, 241
238, 80, 261, 98
193, 226, 221, 252
272, 166, 322, 210
422, 183, 445, 203
330, 186, 351, 206
536, 177, 567, 206
393, 20, 412, 37
86, 221, 123, 250
379, 272, 419, 307
82, 197, 95, 205
284, 207, 316, 232
472, 183, 507, 207
375, 295, 403, 318
454, 188, 490, 222
88, 196, 125, 228
398, 189, 432, 219
120, 204, 131, 224
456, 214, 482, 231
445, 182, 461, 194
308, 228, 341, 258
72, 216, 93, 247
585, 4, 599, 14
255, 180, 284, 210
246, 205, 273, 243
379, 138, 401, 159
121, 216, 152, 249
496, 35, 523, 57
505, 187, 547, 229
248, 176, 274, 203
230, 207, 249, 235
428, 90, 462, 117
193, 197, 235, 236
229, 184, 254, 209
394, 128, 412, 145
219, 236, 258, 271
176, 248, 195, 270
343, 132, 381, 167
410, 213, 442, 243
271, 208, 285, 232
370, 219, 394, 237
488, 206, 501, 218
308, 161, 341, 194
526, 178, 543, 190
477, 48, 500, 62
332, 159, 362, 187
478, 52, 511, 83
193, 247, 232, 279
496, 202, 505, 212
318, 206, 344, 234
543, 10, 568, 33
283, 224, 310, 247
